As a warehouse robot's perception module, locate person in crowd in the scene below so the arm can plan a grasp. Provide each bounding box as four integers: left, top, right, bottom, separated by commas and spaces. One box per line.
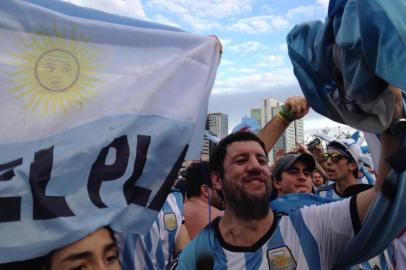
183, 161, 223, 239
271, 154, 394, 270
316, 139, 373, 199
271, 152, 315, 198
357, 153, 377, 185
312, 170, 325, 189
1, 227, 120, 270
116, 188, 190, 270
178, 92, 403, 269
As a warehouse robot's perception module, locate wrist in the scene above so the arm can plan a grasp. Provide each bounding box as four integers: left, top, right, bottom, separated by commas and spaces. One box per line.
275, 113, 290, 125
279, 107, 294, 122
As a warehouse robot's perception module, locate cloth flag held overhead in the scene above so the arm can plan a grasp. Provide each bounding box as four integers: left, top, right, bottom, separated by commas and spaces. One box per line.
0, 0, 220, 262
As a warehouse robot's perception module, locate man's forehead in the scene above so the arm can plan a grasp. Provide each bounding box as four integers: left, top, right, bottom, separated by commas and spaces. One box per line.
226, 140, 266, 156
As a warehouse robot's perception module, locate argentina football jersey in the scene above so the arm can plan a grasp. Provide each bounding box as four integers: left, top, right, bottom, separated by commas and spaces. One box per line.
316, 183, 342, 199
117, 189, 184, 270
179, 198, 356, 270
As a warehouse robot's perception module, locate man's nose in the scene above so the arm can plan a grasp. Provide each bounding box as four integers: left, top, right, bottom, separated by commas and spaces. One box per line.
297, 170, 307, 180
246, 156, 263, 171
325, 157, 333, 165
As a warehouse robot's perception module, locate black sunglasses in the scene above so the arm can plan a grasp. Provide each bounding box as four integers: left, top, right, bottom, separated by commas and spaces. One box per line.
322, 153, 347, 162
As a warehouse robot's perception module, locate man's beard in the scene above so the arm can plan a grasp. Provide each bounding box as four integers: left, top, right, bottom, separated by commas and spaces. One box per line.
222, 178, 271, 220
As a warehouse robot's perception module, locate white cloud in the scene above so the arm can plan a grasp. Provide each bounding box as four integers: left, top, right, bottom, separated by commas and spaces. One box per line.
147, 0, 252, 19
219, 59, 235, 66
213, 68, 297, 94
279, 43, 288, 52
256, 54, 285, 67
146, 0, 252, 31
226, 15, 290, 33
180, 13, 221, 32
228, 41, 266, 53
223, 66, 259, 75
316, 0, 329, 9
286, 5, 318, 20
61, 0, 147, 19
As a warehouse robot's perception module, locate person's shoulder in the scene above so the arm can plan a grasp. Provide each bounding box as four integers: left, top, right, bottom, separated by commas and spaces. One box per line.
178, 218, 218, 270
169, 187, 183, 199
342, 184, 373, 197
165, 188, 184, 209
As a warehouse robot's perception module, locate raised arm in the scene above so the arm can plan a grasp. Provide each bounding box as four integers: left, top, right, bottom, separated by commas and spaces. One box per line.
257, 96, 309, 153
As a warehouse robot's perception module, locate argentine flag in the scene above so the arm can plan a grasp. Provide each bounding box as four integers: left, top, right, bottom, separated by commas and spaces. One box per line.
0, 0, 220, 263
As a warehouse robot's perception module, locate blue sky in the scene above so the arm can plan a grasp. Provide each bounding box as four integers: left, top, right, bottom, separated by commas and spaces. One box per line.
63, 0, 350, 136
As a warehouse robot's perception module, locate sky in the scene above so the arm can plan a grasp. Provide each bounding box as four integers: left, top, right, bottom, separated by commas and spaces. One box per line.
62, 0, 352, 138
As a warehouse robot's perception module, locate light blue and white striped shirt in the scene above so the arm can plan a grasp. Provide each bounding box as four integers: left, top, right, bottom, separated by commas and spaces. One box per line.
316, 183, 342, 199
179, 198, 356, 270
116, 190, 184, 270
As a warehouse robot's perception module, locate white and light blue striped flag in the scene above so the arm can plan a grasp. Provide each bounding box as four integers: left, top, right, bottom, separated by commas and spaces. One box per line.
0, 0, 220, 263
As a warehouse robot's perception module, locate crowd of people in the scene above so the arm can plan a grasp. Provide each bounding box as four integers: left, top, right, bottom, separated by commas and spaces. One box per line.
2, 91, 405, 269
1, 0, 406, 269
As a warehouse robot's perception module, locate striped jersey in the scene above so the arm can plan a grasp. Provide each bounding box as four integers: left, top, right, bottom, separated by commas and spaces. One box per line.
179, 198, 356, 270
116, 190, 184, 270
289, 191, 394, 270
316, 183, 342, 199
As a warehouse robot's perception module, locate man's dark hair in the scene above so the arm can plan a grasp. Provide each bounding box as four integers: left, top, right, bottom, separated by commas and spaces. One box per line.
184, 161, 211, 198
0, 226, 116, 270
209, 131, 267, 178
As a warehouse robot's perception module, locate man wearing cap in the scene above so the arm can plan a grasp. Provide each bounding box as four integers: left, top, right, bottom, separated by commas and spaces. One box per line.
271, 153, 315, 198
273, 150, 394, 270
317, 139, 373, 199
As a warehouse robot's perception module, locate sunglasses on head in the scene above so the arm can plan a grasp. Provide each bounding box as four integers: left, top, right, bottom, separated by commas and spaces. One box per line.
322, 153, 347, 162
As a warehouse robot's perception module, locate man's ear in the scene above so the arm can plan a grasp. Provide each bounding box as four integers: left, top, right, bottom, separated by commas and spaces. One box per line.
211, 171, 222, 190
349, 161, 358, 172
200, 184, 209, 198
273, 178, 281, 191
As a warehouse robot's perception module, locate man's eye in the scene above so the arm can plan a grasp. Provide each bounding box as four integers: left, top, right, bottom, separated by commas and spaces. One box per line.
258, 159, 268, 165
234, 158, 246, 164
71, 265, 86, 270
106, 255, 118, 264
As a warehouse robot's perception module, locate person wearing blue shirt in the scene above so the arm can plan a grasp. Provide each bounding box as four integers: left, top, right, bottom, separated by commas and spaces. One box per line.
116, 189, 190, 270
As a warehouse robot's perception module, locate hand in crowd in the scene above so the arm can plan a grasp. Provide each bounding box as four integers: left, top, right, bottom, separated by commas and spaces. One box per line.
283, 96, 310, 121
274, 148, 286, 163
293, 143, 312, 156
388, 85, 404, 120
310, 143, 324, 164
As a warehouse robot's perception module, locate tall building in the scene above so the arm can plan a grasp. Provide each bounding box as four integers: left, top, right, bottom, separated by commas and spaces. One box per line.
208, 112, 228, 138
250, 108, 262, 128
260, 98, 304, 162
262, 98, 283, 127
201, 112, 228, 160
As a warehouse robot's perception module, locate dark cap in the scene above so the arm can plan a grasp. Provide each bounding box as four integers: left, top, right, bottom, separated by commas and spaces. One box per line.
272, 153, 316, 180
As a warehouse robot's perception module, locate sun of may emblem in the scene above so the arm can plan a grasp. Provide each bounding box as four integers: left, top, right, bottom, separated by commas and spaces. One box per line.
8, 24, 101, 114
